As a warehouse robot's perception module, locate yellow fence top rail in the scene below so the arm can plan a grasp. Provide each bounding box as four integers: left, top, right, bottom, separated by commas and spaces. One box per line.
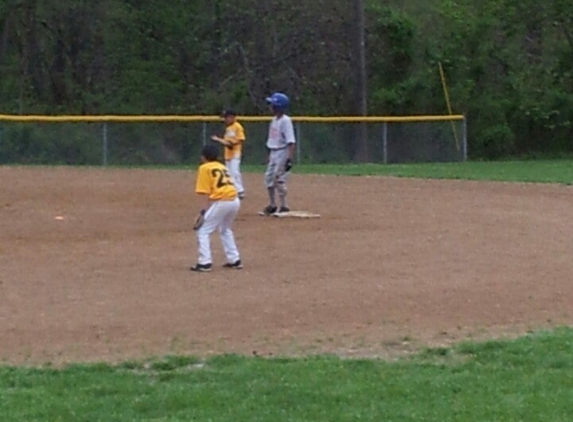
0, 114, 465, 123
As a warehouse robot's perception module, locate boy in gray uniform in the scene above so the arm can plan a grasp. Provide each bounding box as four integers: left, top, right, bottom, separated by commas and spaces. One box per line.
261, 92, 296, 215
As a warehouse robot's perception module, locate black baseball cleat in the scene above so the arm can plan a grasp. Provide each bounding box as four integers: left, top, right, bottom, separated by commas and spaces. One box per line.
262, 205, 277, 215
278, 206, 290, 213
222, 260, 243, 270
190, 263, 212, 272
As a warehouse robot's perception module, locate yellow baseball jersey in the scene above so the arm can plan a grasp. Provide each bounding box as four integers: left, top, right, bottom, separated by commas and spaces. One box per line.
195, 161, 237, 200
222, 121, 245, 161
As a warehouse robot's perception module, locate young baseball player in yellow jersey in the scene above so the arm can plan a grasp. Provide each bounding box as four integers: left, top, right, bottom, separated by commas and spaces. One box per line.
190, 144, 242, 272
211, 109, 246, 200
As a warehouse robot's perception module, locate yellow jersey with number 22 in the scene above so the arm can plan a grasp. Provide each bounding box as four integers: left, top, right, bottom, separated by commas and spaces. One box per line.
195, 161, 237, 201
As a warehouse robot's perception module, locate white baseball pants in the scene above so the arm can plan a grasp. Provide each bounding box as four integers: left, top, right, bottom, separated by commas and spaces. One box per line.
265, 147, 290, 197
196, 198, 241, 265
226, 157, 244, 195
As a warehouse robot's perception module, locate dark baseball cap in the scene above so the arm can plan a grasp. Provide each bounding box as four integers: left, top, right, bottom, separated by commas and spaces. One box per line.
201, 144, 219, 161
221, 109, 237, 117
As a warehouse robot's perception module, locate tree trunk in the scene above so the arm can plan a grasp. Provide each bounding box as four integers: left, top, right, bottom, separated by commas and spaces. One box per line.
353, 0, 369, 163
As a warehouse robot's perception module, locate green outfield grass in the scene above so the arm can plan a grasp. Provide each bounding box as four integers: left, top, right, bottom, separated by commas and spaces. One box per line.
1, 328, 572, 421
7, 159, 573, 184
244, 159, 573, 184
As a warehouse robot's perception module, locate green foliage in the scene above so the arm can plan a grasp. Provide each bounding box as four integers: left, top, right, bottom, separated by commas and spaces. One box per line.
433, 0, 573, 157
1, 0, 573, 160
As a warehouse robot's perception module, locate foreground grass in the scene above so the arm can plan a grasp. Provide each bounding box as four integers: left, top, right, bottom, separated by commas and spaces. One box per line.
244, 159, 573, 184
1, 328, 572, 421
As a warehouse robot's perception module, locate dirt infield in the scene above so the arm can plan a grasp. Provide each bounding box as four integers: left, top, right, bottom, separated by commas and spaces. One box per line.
1, 166, 572, 365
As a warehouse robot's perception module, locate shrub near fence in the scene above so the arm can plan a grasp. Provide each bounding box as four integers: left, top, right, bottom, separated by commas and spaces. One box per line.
0, 115, 466, 166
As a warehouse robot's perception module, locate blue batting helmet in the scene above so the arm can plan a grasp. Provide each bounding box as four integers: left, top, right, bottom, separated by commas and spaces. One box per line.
265, 92, 290, 110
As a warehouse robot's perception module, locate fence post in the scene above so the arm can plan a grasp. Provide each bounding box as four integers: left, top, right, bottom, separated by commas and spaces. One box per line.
462, 116, 468, 162
296, 122, 301, 164
202, 122, 207, 146
382, 122, 388, 164
102, 122, 108, 166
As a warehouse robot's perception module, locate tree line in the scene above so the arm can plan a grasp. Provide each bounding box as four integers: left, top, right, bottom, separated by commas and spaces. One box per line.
0, 0, 572, 160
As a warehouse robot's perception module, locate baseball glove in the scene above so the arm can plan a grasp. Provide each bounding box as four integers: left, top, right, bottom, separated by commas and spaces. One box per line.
285, 158, 293, 172
193, 209, 206, 230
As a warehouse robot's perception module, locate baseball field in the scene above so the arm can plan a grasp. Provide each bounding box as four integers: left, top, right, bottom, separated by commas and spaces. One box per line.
1, 162, 572, 420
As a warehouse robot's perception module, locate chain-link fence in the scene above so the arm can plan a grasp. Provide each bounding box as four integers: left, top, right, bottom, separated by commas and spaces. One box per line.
0, 116, 466, 166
